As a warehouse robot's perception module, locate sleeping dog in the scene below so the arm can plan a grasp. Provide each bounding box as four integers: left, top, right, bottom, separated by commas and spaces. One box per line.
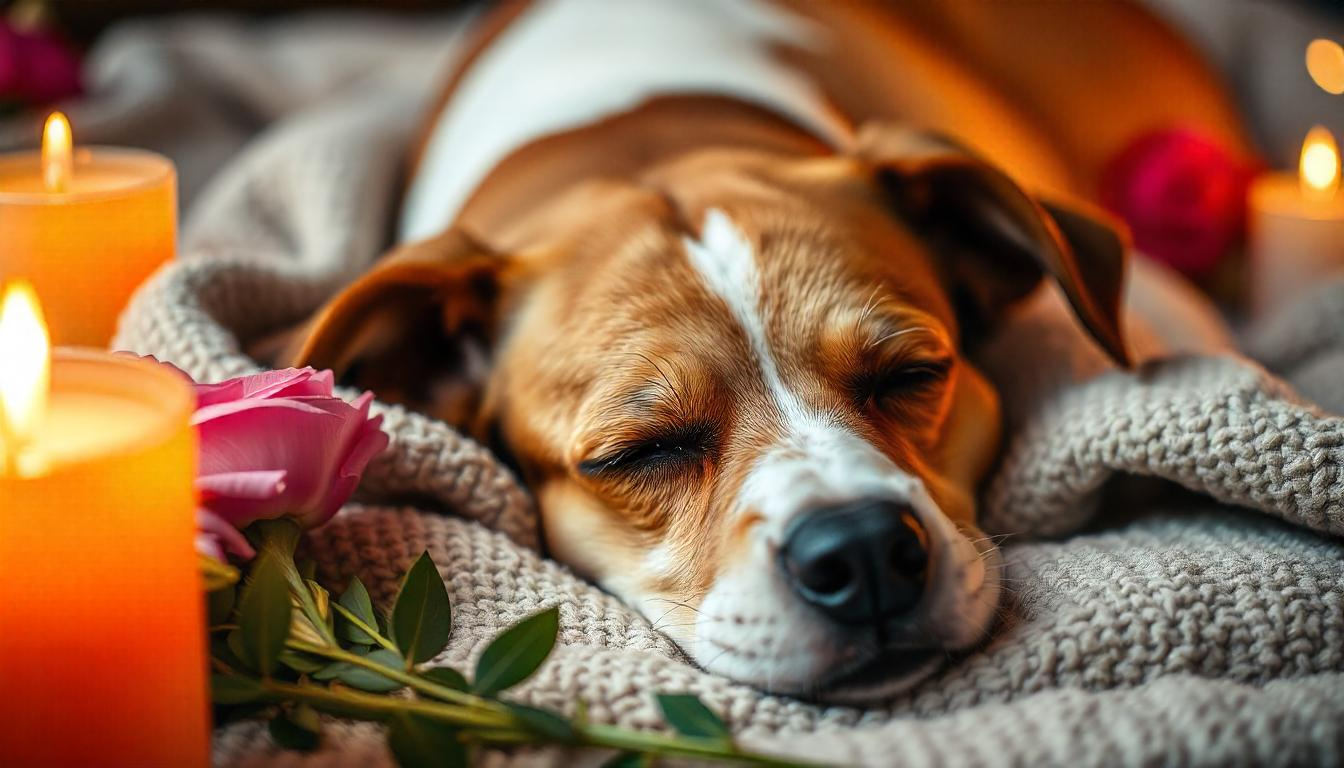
282, 0, 1239, 700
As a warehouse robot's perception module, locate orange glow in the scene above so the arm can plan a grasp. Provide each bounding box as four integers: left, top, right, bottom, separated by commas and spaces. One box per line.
1300, 126, 1340, 200
40, 111, 72, 193
0, 281, 50, 466
1307, 39, 1344, 95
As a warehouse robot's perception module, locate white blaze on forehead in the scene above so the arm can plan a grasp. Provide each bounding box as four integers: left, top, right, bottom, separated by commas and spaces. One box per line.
682, 208, 816, 434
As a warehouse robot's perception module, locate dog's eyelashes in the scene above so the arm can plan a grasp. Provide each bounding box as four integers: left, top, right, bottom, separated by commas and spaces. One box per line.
860, 359, 952, 407
579, 442, 697, 475
578, 426, 713, 479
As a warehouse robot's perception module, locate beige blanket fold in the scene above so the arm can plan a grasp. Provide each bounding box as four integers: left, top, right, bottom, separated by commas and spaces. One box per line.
7, 12, 1337, 768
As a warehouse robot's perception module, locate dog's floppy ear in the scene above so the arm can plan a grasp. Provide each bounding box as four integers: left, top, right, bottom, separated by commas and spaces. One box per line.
287, 228, 516, 427
857, 122, 1130, 367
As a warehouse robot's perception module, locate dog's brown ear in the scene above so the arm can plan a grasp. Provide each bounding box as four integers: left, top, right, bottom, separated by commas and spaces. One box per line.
857, 123, 1130, 367
286, 228, 516, 427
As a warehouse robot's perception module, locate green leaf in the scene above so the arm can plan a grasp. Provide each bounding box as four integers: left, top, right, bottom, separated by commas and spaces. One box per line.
473, 607, 559, 696
211, 634, 247, 673
298, 558, 318, 582
279, 650, 325, 675
313, 648, 405, 692
656, 694, 730, 741
337, 577, 379, 646
207, 583, 237, 626
225, 629, 255, 671
237, 556, 293, 678
391, 552, 453, 665
507, 703, 576, 743
420, 666, 469, 693
601, 753, 651, 768
387, 712, 466, 768
268, 707, 321, 752
201, 553, 241, 592
210, 675, 267, 705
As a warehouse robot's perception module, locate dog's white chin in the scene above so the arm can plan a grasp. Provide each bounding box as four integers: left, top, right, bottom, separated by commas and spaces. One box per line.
680, 535, 1003, 703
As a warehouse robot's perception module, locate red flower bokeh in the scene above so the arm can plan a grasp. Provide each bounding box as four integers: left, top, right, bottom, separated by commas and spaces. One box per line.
1101, 128, 1256, 279
0, 20, 82, 108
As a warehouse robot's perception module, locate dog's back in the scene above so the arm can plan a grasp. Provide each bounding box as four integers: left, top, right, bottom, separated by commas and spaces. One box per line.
402, 0, 1249, 247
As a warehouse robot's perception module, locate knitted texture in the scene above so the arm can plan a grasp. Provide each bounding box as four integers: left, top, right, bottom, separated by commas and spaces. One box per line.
17, 13, 1340, 768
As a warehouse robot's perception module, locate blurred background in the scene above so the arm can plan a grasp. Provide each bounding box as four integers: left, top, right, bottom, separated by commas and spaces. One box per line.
18, 0, 1342, 164
2, 0, 1343, 310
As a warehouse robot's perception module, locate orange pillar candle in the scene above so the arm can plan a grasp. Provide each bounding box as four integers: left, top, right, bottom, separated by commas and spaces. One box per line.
1249, 126, 1344, 318
0, 282, 209, 767
0, 113, 176, 347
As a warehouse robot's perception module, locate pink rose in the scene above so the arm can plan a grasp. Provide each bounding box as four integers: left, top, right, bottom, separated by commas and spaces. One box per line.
1100, 128, 1256, 278
191, 368, 389, 546
196, 508, 256, 561
0, 21, 82, 106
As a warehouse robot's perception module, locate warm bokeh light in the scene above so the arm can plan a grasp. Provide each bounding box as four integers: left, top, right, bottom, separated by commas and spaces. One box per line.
1307, 38, 1344, 95
41, 111, 72, 193
0, 281, 51, 454
1300, 126, 1340, 199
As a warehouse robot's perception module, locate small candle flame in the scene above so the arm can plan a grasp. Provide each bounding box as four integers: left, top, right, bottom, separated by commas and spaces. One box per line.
41, 111, 72, 193
0, 281, 51, 470
1300, 126, 1340, 200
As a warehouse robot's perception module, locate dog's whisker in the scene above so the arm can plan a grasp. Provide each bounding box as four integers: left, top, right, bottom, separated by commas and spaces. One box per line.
628, 351, 689, 414
864, 326, 931, 351
646, 596, 701, 613
853, 284, 886, 335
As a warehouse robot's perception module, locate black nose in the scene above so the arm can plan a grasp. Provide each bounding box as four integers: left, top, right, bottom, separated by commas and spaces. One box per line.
780, 499, 929, 625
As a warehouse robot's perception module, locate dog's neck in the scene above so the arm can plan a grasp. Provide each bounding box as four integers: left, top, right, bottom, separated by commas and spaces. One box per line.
399, 0, 852, 244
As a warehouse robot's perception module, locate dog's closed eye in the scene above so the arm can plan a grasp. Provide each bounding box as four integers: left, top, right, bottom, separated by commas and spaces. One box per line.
578, 424, 715, 479
855, 358, 952, 411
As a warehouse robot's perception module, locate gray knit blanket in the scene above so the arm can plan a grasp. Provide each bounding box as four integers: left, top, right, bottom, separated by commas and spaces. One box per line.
11, 13, 1341, 767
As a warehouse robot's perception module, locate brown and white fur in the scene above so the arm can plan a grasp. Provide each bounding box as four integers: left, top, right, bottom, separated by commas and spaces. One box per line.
281, 0, 1247, 701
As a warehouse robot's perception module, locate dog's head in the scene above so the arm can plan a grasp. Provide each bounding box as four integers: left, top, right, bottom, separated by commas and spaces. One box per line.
290, 123, 1127, 701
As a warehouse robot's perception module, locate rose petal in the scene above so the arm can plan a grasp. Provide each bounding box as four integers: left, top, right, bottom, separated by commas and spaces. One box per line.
195, 534, 226, 562
236, 368, 332, 400
198, 469, 288, 501
194, 397, 370, 528
196, 508, 256, 561
196, 369, 303, 407
193, 378, 249, 408
191, 396, 344, 428
306, 411, 389, 528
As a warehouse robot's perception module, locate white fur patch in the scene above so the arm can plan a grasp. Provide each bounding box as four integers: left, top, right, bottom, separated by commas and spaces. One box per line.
399, 0, 851, 242
682, 208, 822, 448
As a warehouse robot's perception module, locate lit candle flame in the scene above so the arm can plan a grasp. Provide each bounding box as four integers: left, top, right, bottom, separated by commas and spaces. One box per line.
1300, 126, 1340, 201
41, 111, 72, 194
0, 281, 51, 473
